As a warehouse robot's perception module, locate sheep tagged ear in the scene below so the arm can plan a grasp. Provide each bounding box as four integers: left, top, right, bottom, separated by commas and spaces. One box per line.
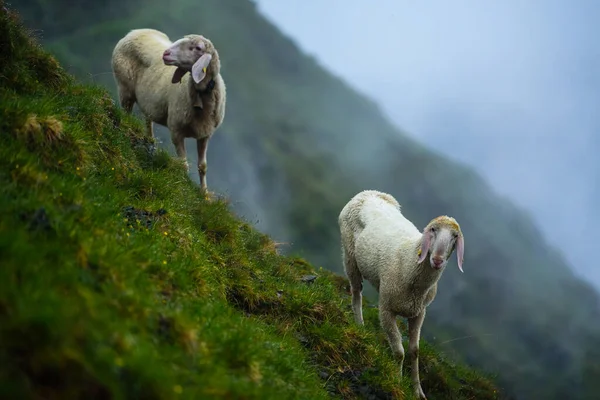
418, 229, 432, 264
171, 67, 187, 84
456, 234, 465, 273
191, 53, 212, 84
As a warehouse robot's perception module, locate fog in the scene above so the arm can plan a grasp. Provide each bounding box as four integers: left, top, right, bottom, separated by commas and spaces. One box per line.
256, 0, 600, 287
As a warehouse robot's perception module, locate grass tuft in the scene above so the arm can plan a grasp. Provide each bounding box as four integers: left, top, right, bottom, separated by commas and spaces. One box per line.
16, 114, 64, 144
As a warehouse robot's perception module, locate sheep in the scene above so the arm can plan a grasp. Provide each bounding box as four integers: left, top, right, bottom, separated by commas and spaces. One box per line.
338, 190, 465, 400
111, 28, 226, 193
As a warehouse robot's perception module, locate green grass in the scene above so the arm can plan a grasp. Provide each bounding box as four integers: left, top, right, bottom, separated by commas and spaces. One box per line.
0, 5, 501, 399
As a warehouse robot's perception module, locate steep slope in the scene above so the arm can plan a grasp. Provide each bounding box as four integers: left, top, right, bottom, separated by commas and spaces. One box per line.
0, 4, 500, 400
13, 0, 600, 399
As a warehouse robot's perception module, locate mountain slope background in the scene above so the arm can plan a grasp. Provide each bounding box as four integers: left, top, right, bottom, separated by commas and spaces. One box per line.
13, 0, 600, 399
257, 0, 600, 290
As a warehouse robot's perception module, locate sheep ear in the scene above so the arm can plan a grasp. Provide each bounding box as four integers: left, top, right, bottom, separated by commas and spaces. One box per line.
171, 67, 187, 84
418, 230, 431, 264
191, 53, 212, 83
456, 234, 464, 273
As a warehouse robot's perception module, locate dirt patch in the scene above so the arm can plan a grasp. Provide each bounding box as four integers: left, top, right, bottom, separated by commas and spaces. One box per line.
121, 205, 167, 230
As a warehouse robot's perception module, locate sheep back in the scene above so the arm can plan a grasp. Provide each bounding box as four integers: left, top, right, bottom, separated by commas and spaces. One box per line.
339, 190, 422, 290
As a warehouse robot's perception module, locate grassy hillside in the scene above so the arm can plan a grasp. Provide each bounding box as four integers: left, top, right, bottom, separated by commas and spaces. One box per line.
0, 5, 502, 399
12, 0, 600, 399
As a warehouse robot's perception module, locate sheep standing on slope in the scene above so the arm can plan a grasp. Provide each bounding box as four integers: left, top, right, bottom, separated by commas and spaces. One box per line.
111, 29, 226, 192
338, 190, 465, 400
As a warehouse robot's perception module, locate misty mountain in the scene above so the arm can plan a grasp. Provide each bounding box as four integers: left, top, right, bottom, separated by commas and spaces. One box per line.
15, 0, 600, 398
256, 0, 600, 289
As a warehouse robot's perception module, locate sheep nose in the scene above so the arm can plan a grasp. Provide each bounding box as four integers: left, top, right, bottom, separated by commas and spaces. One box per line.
163, 50, 171, 56
432, 256, 444, 267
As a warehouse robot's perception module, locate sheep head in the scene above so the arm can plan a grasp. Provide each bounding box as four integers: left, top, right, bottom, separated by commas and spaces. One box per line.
162, 34, 217, 84
417, 216, 464, 272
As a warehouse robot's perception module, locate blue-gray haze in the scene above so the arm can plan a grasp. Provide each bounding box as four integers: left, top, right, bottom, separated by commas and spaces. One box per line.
257, 0, 600, 287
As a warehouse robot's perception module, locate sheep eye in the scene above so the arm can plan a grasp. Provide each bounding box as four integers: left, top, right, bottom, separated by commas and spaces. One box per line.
430, 227, 436, 233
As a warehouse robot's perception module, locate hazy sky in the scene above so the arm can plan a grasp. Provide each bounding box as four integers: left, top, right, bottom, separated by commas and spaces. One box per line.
256, 0, 600, 287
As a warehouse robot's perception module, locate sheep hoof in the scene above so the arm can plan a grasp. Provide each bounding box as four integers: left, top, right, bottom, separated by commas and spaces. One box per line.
414, 385, 427, 399
201, 188, 214, 201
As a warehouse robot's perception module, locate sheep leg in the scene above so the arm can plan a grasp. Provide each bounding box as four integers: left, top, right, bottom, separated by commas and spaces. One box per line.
172, 134, 189, 172
145, 118, 154, 139
343, 247, 364, 325
118, 92, 135, 114
380, 308, 405, 376
197, 137, 209, 192
408, 310, 427, 399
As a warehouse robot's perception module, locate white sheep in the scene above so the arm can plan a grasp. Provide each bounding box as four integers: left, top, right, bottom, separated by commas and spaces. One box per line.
338, 190, 465, 400
111, 28, 226, 192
